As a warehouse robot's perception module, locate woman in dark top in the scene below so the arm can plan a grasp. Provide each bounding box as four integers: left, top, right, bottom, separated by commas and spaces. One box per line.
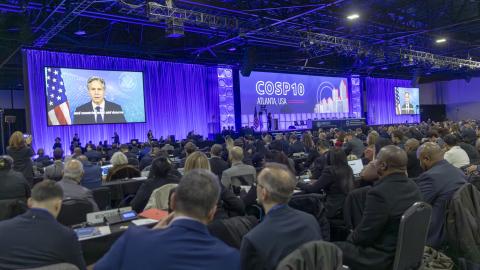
6, 131, 35, 185
298, 148, 353, 219
131, 157, 179, 212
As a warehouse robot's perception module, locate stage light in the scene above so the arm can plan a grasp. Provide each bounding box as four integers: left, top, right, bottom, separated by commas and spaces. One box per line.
435, 38, 447, 44
381, 66, 388, 70
347, 13, 360, 20
228, 47, 237, 52
74, 30, 86, 36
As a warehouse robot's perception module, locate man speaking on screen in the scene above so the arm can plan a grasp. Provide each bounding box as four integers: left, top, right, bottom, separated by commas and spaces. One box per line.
73, 76, 126, 124
401, 92, 415, 114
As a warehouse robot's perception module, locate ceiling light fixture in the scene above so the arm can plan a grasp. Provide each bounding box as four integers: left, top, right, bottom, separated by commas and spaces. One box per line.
435, 38, 447, 44
347, 14, 360, 20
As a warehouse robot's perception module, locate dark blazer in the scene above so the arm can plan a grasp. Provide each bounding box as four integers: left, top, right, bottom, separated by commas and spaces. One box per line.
343, 137, 365, 158
94, 219, 240, 270
0, 169, 30, 200
6, 146, 35, 184
73, 100, 126, 124
210, 156, 229, 180
85, 150, 102, 163
336, 173, 422, 270
0, 209, 86, 270
288, 141, 306, 156
105, 165, 140, 182
407, 151, 423, 178
414, 160, 466, 248
240, 205, 322, 270
298, 166, 353, 218
130, 176, 180, 212
80, 161, 102, 190
459, 142, 479, 161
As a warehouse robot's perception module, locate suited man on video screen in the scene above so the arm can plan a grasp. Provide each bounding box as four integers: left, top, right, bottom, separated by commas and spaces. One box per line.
73, 76, 126, 124
401, 92, 415, 114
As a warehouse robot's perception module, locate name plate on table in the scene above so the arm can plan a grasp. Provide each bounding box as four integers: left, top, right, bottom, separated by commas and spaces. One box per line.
87, 207, 132, 225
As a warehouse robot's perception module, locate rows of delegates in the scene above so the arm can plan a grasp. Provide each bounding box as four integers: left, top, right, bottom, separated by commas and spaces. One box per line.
0, 120, 479, 269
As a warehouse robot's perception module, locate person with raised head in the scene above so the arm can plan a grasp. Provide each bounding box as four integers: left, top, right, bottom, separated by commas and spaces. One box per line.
56, 159, 99, 211
94, 170, 239, 270
343, 131, 365, 158
105, 152, 140, 182
73, 76, 126, 124
404, 138, 423, 178
415, 142, 466, 248
240, 163, 322, 270
443, 134, 470, 168
0, 180, 86, 270
336, 145, 421, 270
221, 146, 257, 190
209, 144, 229, 180
34, 148, 51, 167
76, 155, 102, 190
44, 147, 64, 181
130, 157, 179, 212
288, 134, 306, 156
6, 131, 35, 185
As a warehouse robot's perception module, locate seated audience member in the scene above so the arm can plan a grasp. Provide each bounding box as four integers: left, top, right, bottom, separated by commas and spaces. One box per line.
179, 141, 197, 168
71, 147, 83, 159
391, 130, 406, 149
288, 134, 306, 156
221, 146, 257, 190
458, 137, 479, 161
426, 130, 445, 148
120, 144, 138, 166
94, 170, 240, 270
57, 159, 99, 211
209, 144, 229, 180
130, 157, 179, 212
302, 132, 315, 153
34, 148, 51, 167
105, 152, 140, 182
7, 131, 35, 184
240, 163, 322, 270
343, 132, 365, 158
85, 145, 102, 163
53, 137, 62, 150
77, 155, 102, 189
297, 148, 353, 219
44, 147, 64, 181
185, 151, 245, 219
0, 155, 31, 201
305, 140, 329, 171
404, 138, 423, 178
415, 142, 466, 248
0, 180, 86, 270
139, 146, 161, 171
443, 134, 470, 168
265, 150, 295, 174
107, 144, 119, 160
335, 146, 421, 270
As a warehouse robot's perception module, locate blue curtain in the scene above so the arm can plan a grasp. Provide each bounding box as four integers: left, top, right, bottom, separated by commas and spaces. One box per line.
365, 77, 420, 125
24, 49, 220, 155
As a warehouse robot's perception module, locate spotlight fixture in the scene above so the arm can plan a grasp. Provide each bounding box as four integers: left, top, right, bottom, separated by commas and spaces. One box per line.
435, 38, 447, 44
228, 47, 237, 52
74, 30, 86, 36
347, 13, 360, 20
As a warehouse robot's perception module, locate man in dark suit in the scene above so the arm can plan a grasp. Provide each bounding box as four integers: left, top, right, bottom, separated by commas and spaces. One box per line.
404, 138, 423, 178
73, 76, 126, 124
77, 155, 102, 190
288, 134, 306, 156
401, 92, 415, 114
94, 170, 239, 270
240, 163, 322, 270
0, 180, 86, 270
343, 132, 365, 158
335, 145, 421, 270
209, 144, 229, 180
415, 142, 466, 248
85, 145, 102, 163
0, 155, 30, 201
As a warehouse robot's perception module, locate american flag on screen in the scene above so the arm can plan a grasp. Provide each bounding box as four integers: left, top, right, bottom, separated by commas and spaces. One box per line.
395, 88, 401, 115
253, 106, 259, 129
46, 67, 72, 125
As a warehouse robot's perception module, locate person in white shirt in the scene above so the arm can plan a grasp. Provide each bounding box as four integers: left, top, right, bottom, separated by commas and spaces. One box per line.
443, 134, 470, 168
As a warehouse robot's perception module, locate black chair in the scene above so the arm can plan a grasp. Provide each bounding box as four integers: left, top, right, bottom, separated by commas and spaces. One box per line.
289, 194, 330, 241
0, 198, 28, 221
92, 187, 112, 210
57, 199, 94, 226
276, 241, 345, 270
231, 174, 255, 195
392, 202, 432, 270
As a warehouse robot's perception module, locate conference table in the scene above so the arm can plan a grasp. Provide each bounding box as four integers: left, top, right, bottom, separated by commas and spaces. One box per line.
102, 177, 147, 204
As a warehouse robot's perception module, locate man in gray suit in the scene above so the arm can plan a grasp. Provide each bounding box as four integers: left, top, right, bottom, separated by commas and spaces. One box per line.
415, 142, 466, 248
221, 147, 256, 190
56, 159, 99, 211
343, 132, 365, 158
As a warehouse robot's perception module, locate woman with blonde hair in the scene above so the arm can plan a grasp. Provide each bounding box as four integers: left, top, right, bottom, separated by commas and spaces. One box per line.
7, 131, 35, 185
184, 151, 211, 173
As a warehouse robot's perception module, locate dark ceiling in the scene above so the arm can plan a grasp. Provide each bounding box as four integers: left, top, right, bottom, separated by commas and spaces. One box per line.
1, 0, 480, 89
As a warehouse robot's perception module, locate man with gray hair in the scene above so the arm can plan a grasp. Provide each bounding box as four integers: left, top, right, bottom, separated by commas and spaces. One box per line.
240, 163, 322, 270
56, 159, 98, 211
95, 169, 239, 270
221, 146, 256, 190
73, 76, 126, 124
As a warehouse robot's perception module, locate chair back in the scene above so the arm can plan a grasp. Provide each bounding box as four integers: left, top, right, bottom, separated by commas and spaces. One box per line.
0, 198, 27, 221
392, 202, 432, 270
289, 194, 330, 241
144, 183, 178, 211
231, 174, 255, 187
57, 199, 94, 226
92, 187, 112, 210
276, 241, 343, 270
24, 263, 79, 270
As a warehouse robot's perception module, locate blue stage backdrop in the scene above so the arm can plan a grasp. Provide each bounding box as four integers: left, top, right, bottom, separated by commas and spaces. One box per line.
365, 77, 420, 125
25, 49, 220, 155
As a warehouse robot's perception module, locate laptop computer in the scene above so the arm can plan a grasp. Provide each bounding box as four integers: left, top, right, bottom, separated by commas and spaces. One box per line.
348, 159, 364, 177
